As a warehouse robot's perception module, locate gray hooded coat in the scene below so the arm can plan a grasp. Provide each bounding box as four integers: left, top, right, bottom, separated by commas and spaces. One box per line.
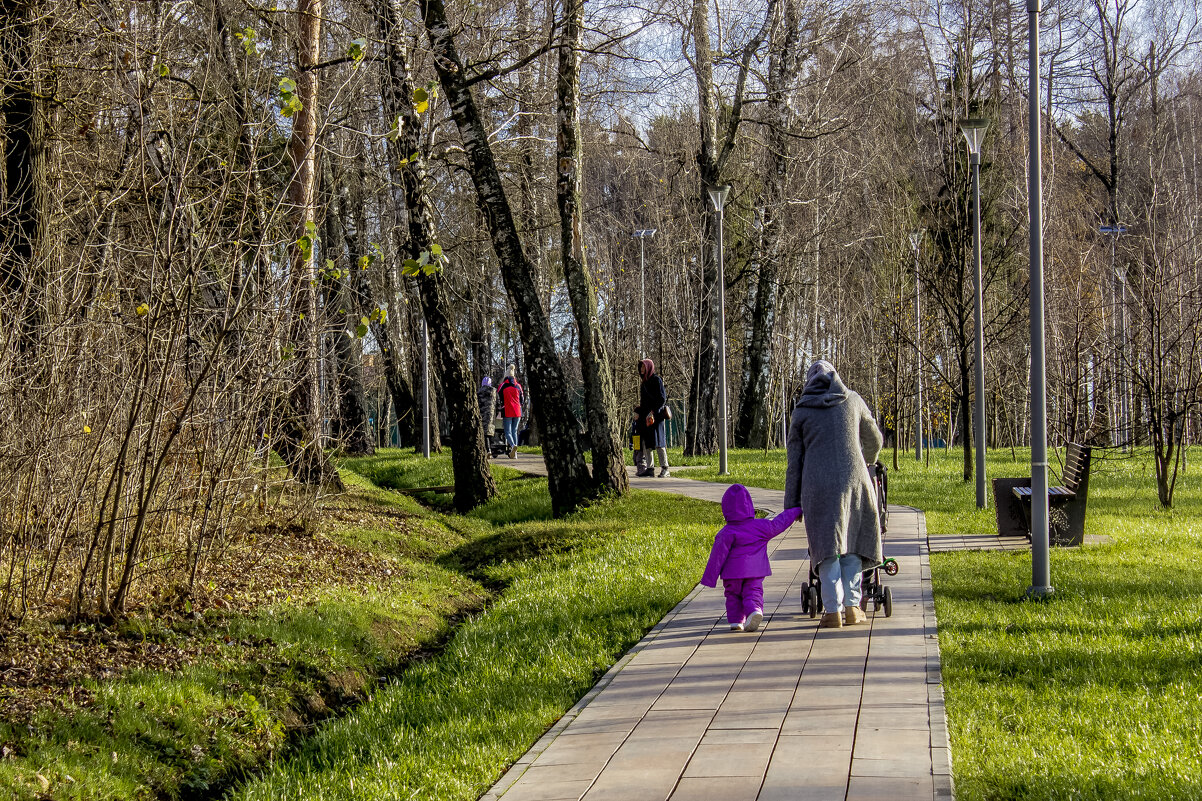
784, 363, 884, 567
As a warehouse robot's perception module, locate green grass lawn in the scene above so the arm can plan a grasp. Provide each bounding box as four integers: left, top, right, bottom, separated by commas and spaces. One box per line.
2, 451, 720, 801
232, 454, 720, 801
677, 443, 1202, 800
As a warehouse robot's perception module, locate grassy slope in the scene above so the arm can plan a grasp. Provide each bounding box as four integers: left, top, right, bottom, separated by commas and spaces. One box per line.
234, 461, 720, 800
0, 460, 498, 800
676, 445, 1202, 800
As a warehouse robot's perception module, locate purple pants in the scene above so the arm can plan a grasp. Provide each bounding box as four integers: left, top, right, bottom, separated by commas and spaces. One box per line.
722, 577, 764, 625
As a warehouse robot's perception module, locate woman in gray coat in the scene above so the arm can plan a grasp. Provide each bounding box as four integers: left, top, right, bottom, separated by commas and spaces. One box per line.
784, 360, 884, 629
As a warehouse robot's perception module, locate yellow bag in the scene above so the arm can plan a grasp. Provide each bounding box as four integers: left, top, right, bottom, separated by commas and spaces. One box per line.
632, 434, 641, 451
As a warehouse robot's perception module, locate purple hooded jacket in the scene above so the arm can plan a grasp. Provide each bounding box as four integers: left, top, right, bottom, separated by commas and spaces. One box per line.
700, 485, 802, 586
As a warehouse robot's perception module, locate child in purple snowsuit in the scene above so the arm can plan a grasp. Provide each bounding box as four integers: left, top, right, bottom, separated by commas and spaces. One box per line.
700, 484, 802, 632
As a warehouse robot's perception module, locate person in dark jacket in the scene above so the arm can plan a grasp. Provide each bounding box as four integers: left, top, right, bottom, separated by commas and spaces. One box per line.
477, 377, 497, 452
634, 358, 670, 477
784, 360, 884, 629
498, 364, 524, 459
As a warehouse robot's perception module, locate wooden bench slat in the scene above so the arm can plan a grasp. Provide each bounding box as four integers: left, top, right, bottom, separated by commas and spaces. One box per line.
1012, 486, 1076, 499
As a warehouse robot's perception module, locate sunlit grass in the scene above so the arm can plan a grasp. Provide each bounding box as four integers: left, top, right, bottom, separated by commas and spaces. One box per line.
233, 461, 720, 801
676, 443, 1202, 800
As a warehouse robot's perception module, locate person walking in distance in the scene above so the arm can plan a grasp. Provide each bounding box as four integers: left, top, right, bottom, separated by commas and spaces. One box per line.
700, 484, 801, 631
634, 359, 671, 477
477, 376, 497, 454
498, 365, 524, 459
785, 360, 884, 629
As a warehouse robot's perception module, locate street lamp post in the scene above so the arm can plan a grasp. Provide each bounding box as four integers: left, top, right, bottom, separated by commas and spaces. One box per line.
1027, 0, 1052, 599
633, 229, 656, 354
421, 318, 430, 459
911, 230, 924, 462
1100, 224, 1130, 451
961, 117, 989, 509
707, 184, 731, 476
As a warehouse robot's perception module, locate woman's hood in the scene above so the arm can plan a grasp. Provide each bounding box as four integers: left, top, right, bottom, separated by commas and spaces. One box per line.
798, 361, 848, 408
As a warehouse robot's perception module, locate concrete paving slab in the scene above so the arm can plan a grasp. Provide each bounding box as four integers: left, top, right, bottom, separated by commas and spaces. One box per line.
670, 776, 762, 801
487, 457, 953, 801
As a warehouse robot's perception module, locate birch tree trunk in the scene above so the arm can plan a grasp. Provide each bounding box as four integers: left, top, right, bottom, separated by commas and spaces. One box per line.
323, 161, 375, 457
381, 0, 495, 510
419, 0, 593, 516
280, 0, 342, 488
555, 0, 628, 494
0, 0, 45, 353
735, 0, 800, 448
685, 0, 776, 456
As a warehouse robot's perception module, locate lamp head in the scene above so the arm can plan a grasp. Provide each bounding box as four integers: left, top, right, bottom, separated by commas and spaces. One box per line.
959, 117, 989, 157
706, 184, 731, 212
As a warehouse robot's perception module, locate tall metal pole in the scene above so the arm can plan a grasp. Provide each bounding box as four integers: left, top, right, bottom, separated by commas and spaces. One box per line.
639, 236, 646, 353
421, 318, 430, 459
1104, 228, 1131, 452
708, 185, 731, 476
912, 232, 923, 462
971, 152, 987, 509
1027, 0, 1052, 598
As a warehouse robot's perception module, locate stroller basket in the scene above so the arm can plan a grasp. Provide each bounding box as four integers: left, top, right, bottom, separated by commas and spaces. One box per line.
800, 461, 896, 618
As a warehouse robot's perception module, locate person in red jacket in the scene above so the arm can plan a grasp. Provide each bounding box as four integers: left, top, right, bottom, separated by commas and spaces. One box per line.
498, 364, 525, 459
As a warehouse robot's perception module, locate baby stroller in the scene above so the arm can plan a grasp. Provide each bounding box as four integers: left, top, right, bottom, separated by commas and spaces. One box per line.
799, 461, 898, 618
488, 421, 510, 457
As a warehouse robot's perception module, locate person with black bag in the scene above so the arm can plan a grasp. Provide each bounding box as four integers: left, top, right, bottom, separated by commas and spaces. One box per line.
634, 358, 671, 477
477, 376, 497, 454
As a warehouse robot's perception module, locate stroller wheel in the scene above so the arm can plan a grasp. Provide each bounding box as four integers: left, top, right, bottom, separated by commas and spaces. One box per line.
800, 588, 809, 614
883, 586, 893, 617
806, 586, 818, 619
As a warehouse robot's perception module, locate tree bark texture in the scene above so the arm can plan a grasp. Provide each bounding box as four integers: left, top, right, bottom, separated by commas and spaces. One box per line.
685, 0, 720, 457
0, 0, 45, 352
685, 0, 776, 457
555, 0, 628, 494
274, 0, 340, 487
735, 0, 800, 449
322, 162, 375, 457
419, 0, 593, 516
382, 0, 495, 510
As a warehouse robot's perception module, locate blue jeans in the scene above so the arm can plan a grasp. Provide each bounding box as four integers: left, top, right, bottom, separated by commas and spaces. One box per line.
503, 417, 521, 447
817, 554, 862, 614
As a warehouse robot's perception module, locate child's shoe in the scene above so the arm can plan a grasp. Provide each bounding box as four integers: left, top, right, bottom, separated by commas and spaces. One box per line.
729, 622, 744, 632
819, 612, 843, 628
744, 610, 763, 632
657, 468, 671, 478
844, 606, 867, 625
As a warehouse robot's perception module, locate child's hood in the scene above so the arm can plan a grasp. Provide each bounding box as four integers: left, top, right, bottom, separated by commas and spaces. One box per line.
721, 484, 755, 522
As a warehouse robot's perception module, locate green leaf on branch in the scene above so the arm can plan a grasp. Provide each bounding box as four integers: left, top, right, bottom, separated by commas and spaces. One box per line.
155, 62, 169, 78
236, 27, 258, 56
348, 38, 367, 66
401, 258, 420, 277
413, 87, 429, 113
279, 77, 303, 117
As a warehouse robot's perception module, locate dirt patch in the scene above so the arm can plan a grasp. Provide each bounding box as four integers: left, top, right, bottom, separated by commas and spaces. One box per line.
194, 522, 405, 615
0, 517, 411, 727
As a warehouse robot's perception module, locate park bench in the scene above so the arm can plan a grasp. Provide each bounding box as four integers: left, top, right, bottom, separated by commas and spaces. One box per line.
993, 443, 1093, 546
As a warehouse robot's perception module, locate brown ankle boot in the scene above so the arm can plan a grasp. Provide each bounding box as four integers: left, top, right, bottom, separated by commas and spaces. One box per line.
819, 612, 844, 628
844, 606, 867, 625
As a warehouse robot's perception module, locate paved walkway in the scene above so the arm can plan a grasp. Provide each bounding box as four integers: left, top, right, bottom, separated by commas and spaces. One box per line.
483, 454, 952, 801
